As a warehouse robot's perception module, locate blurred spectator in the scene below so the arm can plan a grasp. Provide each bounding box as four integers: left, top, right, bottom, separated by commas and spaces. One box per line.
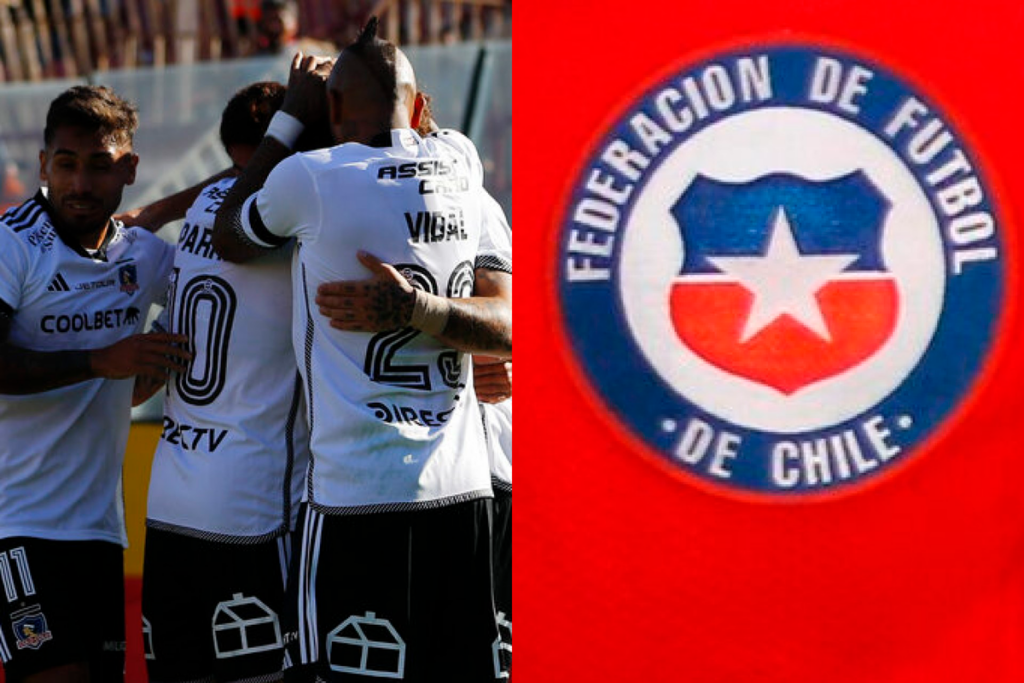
330, 0, 374, 46
231, 0, 261, 22
0, 0, 509, 83
0, 139, 26, 212
255, 0, 335, 56
440, 22, 459, 45
255, 0, 298, 54
1, 163, 26, 212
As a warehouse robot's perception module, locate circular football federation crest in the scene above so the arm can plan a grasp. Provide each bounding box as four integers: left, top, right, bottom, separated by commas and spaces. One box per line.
558, 44, 1006, 498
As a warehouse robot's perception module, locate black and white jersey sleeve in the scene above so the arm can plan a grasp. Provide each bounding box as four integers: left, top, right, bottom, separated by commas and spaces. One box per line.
239, 154, 319, 248
478, 189, 512, 274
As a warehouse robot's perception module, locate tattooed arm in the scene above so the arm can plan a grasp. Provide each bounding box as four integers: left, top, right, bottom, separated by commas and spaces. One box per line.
315, 251, 512, 358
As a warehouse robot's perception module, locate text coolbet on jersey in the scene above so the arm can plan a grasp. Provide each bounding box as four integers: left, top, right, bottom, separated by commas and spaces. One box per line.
0, 191, 174, 545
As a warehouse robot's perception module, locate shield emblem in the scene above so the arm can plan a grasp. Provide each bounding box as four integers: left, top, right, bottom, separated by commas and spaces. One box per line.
670, 171, 897, 394
119, 263, 140, 294
13, 608, 52, 650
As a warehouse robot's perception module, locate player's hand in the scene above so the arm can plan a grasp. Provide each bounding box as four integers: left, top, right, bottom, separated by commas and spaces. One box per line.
316, 251, 416, 332
113, 206, 145, 228
132, 374, 164, 407
90, 333, 191, 381
113, 205, 166, 233
282, 51, 334, 127
474, 355, 512, 403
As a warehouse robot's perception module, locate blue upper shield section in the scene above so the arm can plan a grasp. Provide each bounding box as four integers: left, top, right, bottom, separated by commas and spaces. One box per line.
674, 171, 892, 273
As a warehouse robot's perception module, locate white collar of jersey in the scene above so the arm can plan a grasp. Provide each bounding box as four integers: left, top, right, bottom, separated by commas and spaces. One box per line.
392, 128, 421, 151
37, 187, 120, 261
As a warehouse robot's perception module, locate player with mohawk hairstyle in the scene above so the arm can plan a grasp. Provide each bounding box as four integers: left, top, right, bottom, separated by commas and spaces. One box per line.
212, 17, 511, 682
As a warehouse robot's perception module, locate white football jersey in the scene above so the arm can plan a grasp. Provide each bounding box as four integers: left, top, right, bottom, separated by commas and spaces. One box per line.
146, 178, 308, 542
478, 188, 512, 275
0, 191, 174, 546
476, 190, 512, 489
483, 399, 512, 490
240, 128, 493, 513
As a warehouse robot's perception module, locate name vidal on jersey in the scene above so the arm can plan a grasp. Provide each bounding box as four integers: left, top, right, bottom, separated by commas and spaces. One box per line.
405, 210, 469, 243
160, 417, 228, 452
177, 222, 221, 261
562, 54, 998, 283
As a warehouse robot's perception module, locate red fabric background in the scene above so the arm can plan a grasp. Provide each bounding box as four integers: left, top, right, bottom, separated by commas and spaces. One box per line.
516, 2, 1024, 681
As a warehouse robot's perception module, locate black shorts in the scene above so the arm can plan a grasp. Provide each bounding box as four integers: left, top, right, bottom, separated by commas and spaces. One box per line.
492, 487, 512, 676
142, 526, 293, 683
0, 537, 125, 682
292, 499, 500, 683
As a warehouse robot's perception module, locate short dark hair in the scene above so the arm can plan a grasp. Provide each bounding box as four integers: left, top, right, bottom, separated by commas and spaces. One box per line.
220, 81, 287, 151
44, 85, 139, 148
220, 81, 331, 154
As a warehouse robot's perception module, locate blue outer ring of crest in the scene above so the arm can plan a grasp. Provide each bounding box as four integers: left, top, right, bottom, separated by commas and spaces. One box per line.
558, 44, 1004, 496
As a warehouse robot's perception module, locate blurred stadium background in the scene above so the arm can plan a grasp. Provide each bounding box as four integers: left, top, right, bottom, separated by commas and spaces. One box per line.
0, 0, 510, 679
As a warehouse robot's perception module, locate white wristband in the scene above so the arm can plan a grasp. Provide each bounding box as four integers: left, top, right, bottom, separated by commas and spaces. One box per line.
265, 111, 304, 149
410, 289, 450, 336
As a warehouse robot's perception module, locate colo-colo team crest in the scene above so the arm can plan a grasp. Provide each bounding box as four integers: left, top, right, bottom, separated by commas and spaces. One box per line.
559, 44, 1005, 497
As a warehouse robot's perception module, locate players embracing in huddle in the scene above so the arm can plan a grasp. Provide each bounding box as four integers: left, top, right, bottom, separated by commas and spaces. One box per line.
1, 15, 511, 683
212, 19, 511, 681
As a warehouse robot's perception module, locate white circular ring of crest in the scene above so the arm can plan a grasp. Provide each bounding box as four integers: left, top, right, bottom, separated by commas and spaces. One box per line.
619, 106, 945, 433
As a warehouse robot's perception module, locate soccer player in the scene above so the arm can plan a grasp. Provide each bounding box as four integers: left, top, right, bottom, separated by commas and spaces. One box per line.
0, 85, 189, 682
313, 97, 515, 678
479, 365, 512, 672
316, 177, 515, 680
211, 20, 511, 682
471, 194, 513, 675
412, 96, 516, 673
140, 79, 329, 683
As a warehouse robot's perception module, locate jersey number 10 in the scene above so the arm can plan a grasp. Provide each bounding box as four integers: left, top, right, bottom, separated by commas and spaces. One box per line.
166, 268, 238, 406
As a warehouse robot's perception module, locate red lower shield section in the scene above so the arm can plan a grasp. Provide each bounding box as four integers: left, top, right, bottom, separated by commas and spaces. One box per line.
670, 279, 899, 394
